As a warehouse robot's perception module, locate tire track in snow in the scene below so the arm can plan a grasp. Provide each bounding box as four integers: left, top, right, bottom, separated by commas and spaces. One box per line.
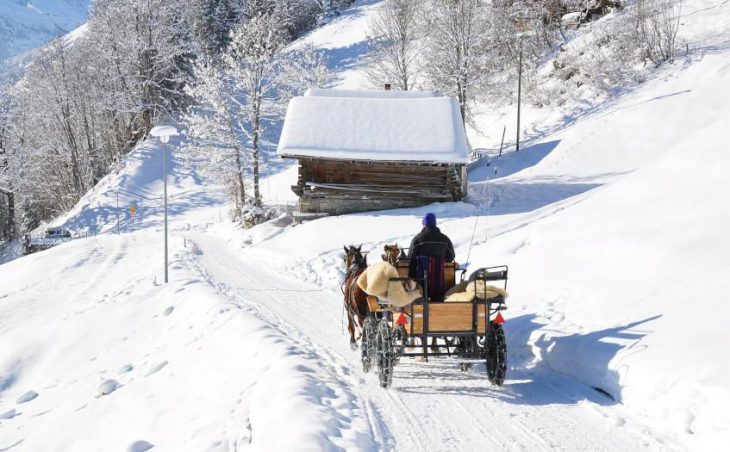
183, 235, 393, 451
183, 232, 677, 452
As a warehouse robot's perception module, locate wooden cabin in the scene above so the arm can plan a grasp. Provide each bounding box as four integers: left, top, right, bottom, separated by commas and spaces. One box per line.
277, 89, 470, 215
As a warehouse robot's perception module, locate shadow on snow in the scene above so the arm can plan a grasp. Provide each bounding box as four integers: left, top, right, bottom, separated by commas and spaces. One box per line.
469, 140, 561, 180
393, 314, 662, 407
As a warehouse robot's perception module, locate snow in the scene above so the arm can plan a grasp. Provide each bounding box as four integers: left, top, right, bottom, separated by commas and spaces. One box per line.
0, 0, 90, 63
97, 380, 120, 396
305, 88, 440, 98
128, 440, 154, 452
1, 0, 730, 450
150, 126, 180, 138
278, 92, 469, 163
15, 390, 38, 404
293, 1, 383, 89
0, 228, 374, 451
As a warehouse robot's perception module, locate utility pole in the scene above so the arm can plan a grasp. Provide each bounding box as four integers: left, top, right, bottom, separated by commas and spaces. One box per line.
116, 191, 120, 235
516, 35, 523, 152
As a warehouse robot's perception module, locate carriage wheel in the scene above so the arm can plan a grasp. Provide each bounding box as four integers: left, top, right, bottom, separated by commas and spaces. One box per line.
361, 315, 377, 373
392, 324, 407, 363
375, 319, 394, 388
486, 323, 507, 386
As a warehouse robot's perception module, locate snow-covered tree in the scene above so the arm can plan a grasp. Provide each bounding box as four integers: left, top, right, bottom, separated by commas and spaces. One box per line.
423, 0, 492, 122
89, 0, 196, 133
183, 57, 251, 215
188, 0, 243, 54
0, 0, 198, 229
634, 0, 682, 67
366, 0, 423, 91
183, 7, 331, 220
227, 8, 290, 209
0, 88, 13, 239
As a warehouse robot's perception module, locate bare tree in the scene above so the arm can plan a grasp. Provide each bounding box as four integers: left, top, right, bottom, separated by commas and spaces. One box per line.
366, 0, 423, 90
183, 8, 331, 221
1, 0, 197, 229
423, 0, 491, 122
182, 57, 251, 215
634, 0, 682, 67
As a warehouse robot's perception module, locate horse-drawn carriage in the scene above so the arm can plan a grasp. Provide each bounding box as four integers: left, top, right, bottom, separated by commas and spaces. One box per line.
343, 245, 509, 389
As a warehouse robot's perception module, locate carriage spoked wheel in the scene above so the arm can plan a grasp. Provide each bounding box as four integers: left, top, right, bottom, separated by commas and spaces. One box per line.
486, 323, 507, 386
361, 315, 377, 373
374, 319, 394, 388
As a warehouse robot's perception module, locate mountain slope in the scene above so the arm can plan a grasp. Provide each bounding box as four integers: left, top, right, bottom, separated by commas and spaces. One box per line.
1, 0, 729, 450
0, 0, 89, 62
0, 0, 90, 84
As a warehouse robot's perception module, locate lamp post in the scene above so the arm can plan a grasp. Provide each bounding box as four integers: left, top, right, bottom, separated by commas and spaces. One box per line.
150, 125, 179, 283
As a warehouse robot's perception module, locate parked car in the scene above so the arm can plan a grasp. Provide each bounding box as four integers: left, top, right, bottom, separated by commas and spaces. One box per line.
45, 227, 71, 239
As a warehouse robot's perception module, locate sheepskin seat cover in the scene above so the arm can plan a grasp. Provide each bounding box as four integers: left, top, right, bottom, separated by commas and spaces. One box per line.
444, 280, 508, 302
357, 261, 422, 308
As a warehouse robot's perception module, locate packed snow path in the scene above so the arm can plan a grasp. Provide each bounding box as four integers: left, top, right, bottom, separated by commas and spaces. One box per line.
3, 1, 729, 448
0, 226, 679, 451
183, 232, 677, 451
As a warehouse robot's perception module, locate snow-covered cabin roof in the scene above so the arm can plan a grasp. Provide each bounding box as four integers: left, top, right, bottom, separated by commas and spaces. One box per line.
277, 89, 469, 164
303, 88, 441, 99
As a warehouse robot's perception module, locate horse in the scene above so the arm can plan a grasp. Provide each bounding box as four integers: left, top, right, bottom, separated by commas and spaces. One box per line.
381, 243, 401, 266
342, 245, 369, 349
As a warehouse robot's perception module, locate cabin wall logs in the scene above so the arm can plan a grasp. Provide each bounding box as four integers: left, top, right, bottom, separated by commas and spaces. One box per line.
292, 158, 466, 215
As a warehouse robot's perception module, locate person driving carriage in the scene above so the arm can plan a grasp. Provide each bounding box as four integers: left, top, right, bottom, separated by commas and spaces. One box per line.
408, 212, 455, 301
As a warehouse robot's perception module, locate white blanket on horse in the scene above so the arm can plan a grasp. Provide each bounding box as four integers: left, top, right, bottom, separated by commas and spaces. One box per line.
356, 262, 422, 308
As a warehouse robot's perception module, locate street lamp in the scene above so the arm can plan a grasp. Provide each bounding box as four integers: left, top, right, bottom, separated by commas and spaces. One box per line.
150, 125, 179, 283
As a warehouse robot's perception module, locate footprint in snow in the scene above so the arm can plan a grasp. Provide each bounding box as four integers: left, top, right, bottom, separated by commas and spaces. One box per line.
0, 408, 17, 419
145, 361, 168, 377
128, 440, 154, 452
17, 390, 38, 404
98, 379, 120, 396
118, 364, 134, 374
163, 306, 174, 316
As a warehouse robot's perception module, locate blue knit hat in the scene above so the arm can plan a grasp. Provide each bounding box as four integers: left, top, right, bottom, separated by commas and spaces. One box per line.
423, 212, 437, 227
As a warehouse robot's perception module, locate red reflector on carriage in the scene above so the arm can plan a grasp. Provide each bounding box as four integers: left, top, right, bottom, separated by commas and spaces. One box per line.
493, 312, 505, 324
396, 313, 408, 326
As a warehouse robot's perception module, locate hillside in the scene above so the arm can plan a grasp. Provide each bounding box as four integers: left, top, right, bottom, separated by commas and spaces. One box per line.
2, 0, 729, 450
0, 0, 90, 63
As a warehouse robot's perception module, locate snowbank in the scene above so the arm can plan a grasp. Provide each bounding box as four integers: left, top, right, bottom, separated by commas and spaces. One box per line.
0, 232, 372, 451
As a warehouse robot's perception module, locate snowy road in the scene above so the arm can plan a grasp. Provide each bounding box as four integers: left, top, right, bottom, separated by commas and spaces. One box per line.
183, 232, 679, 451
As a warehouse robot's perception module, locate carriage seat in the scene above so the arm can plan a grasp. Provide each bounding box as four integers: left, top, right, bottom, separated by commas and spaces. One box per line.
444, 280, 508, 302
395, 259, 459, 298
